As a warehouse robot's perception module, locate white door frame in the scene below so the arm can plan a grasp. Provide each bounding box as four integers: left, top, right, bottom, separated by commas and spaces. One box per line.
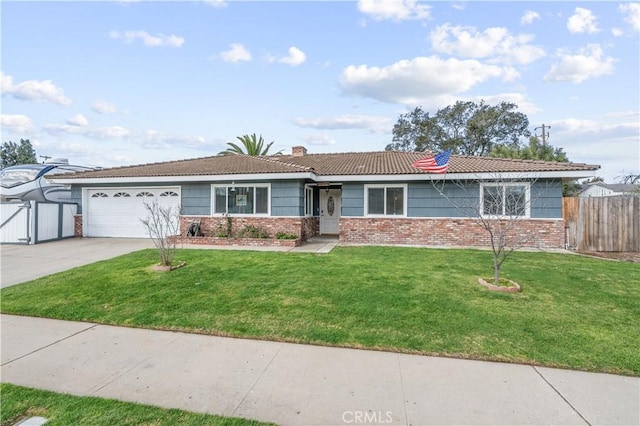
319, 188, 341, 235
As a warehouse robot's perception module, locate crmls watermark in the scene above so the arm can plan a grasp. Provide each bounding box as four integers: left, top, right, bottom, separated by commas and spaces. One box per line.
342, 410, 393, 424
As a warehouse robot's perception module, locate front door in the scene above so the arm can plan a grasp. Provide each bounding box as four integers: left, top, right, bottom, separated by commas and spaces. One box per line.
320, 188, 341, 235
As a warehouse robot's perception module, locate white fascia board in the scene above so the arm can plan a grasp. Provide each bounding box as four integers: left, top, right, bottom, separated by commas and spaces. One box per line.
315, 170, 598, 182
51, 172, 316, 185
52, 169, 597, 185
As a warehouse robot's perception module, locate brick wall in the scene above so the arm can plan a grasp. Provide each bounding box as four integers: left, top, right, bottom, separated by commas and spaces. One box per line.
179, 216, 319, 240
171, 235, 300, 248
339, 217, 565, 249
74, 215, 83, 237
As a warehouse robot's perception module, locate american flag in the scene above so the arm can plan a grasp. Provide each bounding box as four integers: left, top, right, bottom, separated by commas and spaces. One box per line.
412, 149, 452, 174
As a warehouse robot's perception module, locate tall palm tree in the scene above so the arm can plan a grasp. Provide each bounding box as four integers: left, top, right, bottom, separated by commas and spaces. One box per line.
219, 133, 283, 156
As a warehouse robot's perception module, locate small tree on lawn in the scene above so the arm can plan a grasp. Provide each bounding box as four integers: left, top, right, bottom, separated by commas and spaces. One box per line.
432, 175, 554, 286
140, 200, 181, 267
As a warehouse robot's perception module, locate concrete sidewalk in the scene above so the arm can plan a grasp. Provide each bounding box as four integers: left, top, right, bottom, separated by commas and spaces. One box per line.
1, 315, 638, 426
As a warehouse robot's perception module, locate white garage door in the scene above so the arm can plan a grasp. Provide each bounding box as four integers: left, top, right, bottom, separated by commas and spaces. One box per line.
85, 187, 180, 238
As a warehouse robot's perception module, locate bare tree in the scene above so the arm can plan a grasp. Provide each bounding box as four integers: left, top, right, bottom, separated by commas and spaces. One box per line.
618, 173, 640, 185
140, 200, 181, 267
432, 175, 555, 285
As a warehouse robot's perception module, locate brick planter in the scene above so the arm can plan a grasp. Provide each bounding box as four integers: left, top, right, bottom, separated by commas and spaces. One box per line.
179, 216, 318, 242
477, 277, 521, 293
171, 235, 301, 248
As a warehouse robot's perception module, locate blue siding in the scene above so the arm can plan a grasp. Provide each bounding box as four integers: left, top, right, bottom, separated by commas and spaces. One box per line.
340, 179, 563, 219
72, 178, 563, 219
271, 180, 305, 216
530, 180, 563, 218
408, 182, 476, 217
341, 183, 364, 217
70, 186, 83, 213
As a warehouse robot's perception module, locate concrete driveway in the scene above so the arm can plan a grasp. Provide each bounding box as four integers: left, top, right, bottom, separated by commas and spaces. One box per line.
0, 238, 154, 288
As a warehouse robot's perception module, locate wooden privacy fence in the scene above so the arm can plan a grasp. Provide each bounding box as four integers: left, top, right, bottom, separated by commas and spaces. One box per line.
563, 196, 640, 252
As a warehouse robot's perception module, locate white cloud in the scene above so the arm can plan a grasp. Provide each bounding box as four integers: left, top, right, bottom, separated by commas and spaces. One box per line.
43, 120, 207, 150
467, 93, 540, 115
620, 3, 640, 31
292, 114, 392, 134
0, 114, 34, 133
43, 124, 84, 136
278, 47, 306, 66
429, 24, 545, 65
220, 43, 252, 63
67, 114, 88, 127
567, 7, 600, 34
44, 122, 131, 139
297, 134, 336, 146
451, 3, 465, 11
544, 44, 615, 83
139, 130, 208, 149
88, 126, 133, 139
109, 30, 185, 47
0, 72, 71, 106
549, 114, 640, 181
340, 56, 510, 106
204, 0, 227, 8
91, 100, 120, 114
611, 27, 624, 37
357, 0, 431, 21
521, 10, 540, 25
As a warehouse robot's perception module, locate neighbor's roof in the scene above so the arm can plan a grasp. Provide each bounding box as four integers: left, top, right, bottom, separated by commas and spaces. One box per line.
53, 151, 600, 180
582, 182, 639, 193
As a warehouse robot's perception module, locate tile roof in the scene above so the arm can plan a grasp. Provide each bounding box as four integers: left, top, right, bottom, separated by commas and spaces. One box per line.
56, 154, 313, 179
55, 151, 599, 180
279, 152, 600, 175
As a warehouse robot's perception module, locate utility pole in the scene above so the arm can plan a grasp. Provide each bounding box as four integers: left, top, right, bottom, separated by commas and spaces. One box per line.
534, 124, 550, 145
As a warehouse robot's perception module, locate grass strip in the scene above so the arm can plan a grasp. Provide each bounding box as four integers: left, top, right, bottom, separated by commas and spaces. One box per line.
2, 247, 638, 375
0, 383, 272, 426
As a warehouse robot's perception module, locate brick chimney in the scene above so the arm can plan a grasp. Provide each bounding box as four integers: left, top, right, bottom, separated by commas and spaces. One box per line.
292, 146, 307, 157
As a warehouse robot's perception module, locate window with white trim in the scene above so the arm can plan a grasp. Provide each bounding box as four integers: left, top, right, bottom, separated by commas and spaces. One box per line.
364, 184, 406, 216
212, 184, 269, 215
480, 183, 530, 217
305, 186, 314, 216
160, 191, 179, 197
91, 192, 108, 198
136, 191, 154, 197
113, 192, 131, 197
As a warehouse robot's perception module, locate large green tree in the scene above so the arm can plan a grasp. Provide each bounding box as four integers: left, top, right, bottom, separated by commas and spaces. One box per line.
489, 136, 568, 162
490, 136, 581, 196
219, 133, 282, 156
1, 139, 38, 169
386, 100, 530, 156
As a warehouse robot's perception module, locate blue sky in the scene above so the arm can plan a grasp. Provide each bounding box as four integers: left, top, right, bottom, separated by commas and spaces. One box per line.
1, 1, 639, 182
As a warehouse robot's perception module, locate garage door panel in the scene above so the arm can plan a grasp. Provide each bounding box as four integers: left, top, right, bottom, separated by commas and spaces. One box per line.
86, 187, 180, 238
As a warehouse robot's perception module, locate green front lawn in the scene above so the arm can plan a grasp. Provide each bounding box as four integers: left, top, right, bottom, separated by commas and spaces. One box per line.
1, 247, 639, 375
0, 383, 271, 426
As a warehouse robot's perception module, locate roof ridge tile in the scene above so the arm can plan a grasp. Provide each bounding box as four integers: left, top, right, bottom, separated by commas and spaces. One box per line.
251, 155, 314, 171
